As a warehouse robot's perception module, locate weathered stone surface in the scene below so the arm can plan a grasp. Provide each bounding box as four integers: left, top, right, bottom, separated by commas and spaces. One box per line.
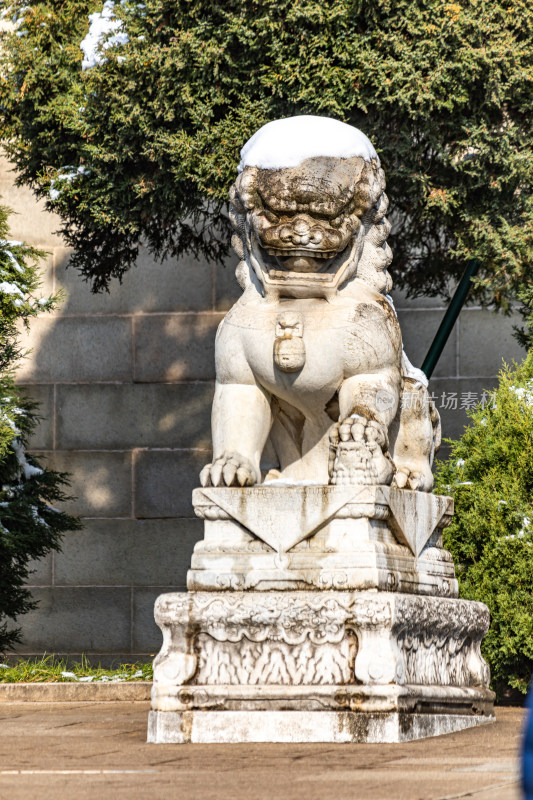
148, 590, 493, 742
152, 592, 492, 700
14, 588, 131, 653
56, 383, 213, 449
188, 485, 456, 595
35, 450, 132, 517
16, 316, 133, 383
135, 450, 210, 518
134, 313, 222, 382
200, 118, 439, 494
55, 247, 214, 314
54, 519, 202, 586
153, 590, 491, 695
459, 309, 524, 376
196, 485, 381, 553
387, 488, 451, 557
148, 709, 492, 744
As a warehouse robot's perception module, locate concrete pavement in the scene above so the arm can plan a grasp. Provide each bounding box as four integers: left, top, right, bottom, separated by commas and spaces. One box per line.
0, 703, 525, 800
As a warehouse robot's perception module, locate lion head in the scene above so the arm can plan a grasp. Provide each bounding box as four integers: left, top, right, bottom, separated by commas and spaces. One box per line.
229, 116, 393, 300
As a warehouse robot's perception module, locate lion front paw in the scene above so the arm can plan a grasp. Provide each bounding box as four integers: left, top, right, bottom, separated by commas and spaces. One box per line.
392, 461, 434, 492
200, 452, 257, 487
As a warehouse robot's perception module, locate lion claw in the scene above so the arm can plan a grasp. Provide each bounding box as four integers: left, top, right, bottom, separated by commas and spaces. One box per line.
392, 465, 432, 492
200, 452, 257, 487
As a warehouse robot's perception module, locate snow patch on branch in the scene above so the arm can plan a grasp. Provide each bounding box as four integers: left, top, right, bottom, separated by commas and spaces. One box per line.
80, 1, 129, 71
0, 407, 43, 482
510, 383, 533, 407
49, 165, 90, 202
12, 439, 43, 480
3, 249, 24, 274
0, 281, 24, 297
30, 505, 49, 527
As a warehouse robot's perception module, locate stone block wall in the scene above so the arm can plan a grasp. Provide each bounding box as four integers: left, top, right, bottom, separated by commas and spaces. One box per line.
1, 156, 525, 663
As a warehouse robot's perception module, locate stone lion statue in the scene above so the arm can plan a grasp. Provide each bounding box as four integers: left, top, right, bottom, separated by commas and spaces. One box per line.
200, 116, 440, 492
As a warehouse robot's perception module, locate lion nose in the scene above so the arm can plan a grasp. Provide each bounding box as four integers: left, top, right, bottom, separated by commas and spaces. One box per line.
291, 217, 311, 245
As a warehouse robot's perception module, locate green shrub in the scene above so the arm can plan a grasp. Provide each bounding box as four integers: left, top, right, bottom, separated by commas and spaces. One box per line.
0, 202, 81, 654
0, 0, 532, 344
435, 352, 533, 698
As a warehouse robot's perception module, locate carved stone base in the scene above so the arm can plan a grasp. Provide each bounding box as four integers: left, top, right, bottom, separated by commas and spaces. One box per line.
190, 486, 457, 596
148, 590, 494, 743
148, 709, 493, 744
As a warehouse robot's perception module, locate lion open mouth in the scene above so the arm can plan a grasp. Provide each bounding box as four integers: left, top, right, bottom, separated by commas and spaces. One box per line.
254, 237, 357, 289
265, 250, 337, 273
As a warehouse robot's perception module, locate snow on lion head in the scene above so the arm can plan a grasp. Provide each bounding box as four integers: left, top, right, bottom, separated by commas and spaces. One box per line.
229, 116, 393, 301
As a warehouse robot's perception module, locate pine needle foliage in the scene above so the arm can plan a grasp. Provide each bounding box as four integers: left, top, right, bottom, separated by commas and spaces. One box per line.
0, 0, 532, 336
435, 353, 533, 699
0, 203, 81, 654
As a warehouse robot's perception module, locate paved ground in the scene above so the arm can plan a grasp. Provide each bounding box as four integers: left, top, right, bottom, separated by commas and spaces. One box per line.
0, 703, 525, 800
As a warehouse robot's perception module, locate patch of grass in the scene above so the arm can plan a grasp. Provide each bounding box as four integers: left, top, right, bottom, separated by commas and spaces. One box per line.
0, 655, 153, 683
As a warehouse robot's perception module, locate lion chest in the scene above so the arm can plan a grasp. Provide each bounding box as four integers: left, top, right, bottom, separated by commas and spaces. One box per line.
219, 298, 401, 410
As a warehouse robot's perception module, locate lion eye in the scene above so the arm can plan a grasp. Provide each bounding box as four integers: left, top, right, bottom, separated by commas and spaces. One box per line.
263, 209, 280, 224
331, 215, 344, 228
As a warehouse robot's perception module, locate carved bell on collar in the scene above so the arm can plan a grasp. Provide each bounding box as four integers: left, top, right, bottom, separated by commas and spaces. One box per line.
273, 311, 306, 373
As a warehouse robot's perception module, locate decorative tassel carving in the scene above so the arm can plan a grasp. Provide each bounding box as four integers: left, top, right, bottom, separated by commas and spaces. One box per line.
273, 312, 305, 373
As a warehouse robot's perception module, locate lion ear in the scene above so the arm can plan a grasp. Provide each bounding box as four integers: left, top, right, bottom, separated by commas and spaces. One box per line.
229, 183, 246, 215
231, 233, 245, 260
234, 168, 261, 212
235, 260, 252, 290
373, 192, 389, 223
229, 206, 244, 233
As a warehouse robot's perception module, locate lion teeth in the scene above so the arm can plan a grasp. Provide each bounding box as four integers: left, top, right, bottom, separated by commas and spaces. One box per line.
268, 270, 331, 282
265, 248, 335, 259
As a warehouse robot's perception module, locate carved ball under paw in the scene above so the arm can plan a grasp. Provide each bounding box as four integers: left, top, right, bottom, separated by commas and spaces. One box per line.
329, 415, 394, 486
200, 452, 257, 487
331, 440, 378, 486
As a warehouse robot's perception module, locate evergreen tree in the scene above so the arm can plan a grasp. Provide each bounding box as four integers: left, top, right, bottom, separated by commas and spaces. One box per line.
0, 202, 81, 654
515, 285, 533, 350
435, 353, 533, 699
0, 0, 532, 346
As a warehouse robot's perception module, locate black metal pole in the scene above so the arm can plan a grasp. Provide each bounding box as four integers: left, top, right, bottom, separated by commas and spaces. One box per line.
421, 260, 481, 379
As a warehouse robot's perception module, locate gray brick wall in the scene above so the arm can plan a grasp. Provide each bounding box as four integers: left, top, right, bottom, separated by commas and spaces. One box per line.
1, 155, 525, 663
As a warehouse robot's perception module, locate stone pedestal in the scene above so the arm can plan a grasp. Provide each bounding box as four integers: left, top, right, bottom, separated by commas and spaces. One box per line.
188, 485, 457, 595
148, 486, 494, 743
